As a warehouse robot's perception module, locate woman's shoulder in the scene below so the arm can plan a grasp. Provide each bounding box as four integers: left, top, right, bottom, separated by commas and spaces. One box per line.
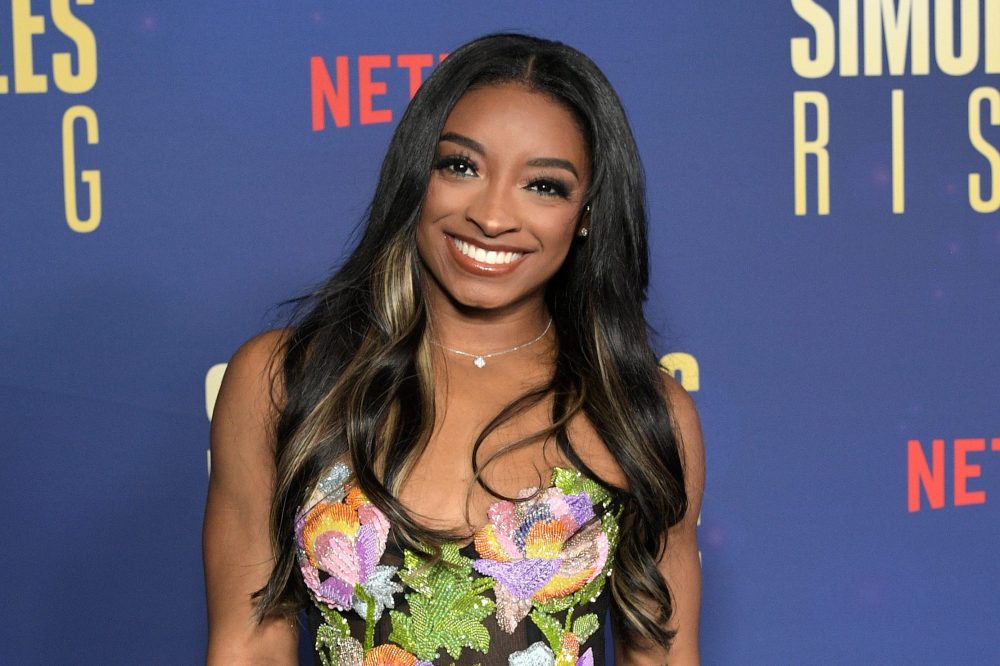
657, 366, 706, 519
211, 328, 292, 450
658, 367, 701, 440
224, 327, 291, 399
228, 328, 291, 375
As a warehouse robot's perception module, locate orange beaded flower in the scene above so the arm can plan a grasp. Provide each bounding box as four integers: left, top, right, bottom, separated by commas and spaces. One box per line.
362, 644, 432, 666
295, 464, 400, 620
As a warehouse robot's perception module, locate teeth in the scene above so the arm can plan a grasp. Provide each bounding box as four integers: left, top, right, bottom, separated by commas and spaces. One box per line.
452, 237, 523, 265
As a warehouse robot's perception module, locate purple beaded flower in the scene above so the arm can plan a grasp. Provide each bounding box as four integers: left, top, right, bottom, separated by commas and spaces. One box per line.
296, 464, 400, 620
472, 486, 610, 632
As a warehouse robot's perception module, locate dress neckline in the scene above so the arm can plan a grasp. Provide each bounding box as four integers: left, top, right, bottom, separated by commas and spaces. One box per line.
305, 462, 614, 546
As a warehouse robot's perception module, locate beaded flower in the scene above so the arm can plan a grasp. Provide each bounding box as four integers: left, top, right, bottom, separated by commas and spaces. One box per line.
317, 636, 432, 666
296, 463, 402, 622
508, 639, 594, 666
302, 465, 618, 664
472, 484, 610, 632
363, 644, 433, 666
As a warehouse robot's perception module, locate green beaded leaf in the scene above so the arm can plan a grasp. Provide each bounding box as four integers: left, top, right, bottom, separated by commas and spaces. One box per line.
313, 604, 356, 666
387, 610, 414, 654
314, 624, 338, 666
399, 543, 471, 594
314, 622, 361, 666
533, 593, 572, 613
530, 609, 564, 652
317, 605, 350, 638
550, 467, 611, 505
604, 505, 623, 545
389, 545, 494, 661
440, 542, 471, 567
572, 613, 600, 642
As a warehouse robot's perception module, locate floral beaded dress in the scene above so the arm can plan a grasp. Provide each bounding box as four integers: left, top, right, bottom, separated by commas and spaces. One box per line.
295, 463, 622, 666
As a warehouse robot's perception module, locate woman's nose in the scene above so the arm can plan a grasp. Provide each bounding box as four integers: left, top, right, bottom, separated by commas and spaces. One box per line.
465, 180, 520, 236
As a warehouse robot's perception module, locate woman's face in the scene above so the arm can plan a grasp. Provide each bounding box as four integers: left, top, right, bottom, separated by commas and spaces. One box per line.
415, 82, 590, 315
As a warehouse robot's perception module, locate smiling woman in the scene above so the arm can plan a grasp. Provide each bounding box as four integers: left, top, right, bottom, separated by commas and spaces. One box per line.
203, 33, 704, 666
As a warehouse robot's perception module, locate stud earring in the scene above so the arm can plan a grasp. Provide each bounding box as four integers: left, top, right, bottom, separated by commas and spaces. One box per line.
578, 227, 589, 237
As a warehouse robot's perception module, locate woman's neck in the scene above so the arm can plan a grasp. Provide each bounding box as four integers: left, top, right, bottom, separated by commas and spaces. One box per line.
427, 304, 552, 355
422, 280, 553, 355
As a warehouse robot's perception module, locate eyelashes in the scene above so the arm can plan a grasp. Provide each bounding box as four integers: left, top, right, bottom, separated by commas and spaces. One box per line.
435, 153, 478, 178
525, 177, 570, 198
434, 153, 572, 199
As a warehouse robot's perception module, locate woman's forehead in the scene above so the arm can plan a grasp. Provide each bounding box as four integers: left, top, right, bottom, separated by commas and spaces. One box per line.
440, 83, 590, 170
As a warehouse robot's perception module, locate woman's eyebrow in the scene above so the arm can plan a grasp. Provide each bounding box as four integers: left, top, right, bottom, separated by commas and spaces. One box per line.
526, 157, 578, 179
439, 132, 486, 155
439, 132, 579, 179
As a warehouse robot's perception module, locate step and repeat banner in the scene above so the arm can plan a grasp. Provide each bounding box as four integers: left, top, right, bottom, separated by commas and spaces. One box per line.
2, 2, 997, 663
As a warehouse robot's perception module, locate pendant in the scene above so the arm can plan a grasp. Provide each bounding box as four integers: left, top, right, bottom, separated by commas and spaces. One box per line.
473, 356, 486, 368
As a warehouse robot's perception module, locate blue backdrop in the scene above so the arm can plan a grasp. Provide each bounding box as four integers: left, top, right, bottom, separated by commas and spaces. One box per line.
2, 2, 998, 663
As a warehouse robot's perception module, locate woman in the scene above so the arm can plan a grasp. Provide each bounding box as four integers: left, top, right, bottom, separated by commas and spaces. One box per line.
204, 33, 704, 665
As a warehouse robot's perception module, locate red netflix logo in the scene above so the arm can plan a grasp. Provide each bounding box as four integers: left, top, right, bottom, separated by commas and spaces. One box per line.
310, 53, 447, 130
907, 438, 1000, 512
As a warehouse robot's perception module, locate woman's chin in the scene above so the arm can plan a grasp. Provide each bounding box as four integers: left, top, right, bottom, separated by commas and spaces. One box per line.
440, 289, 536, 316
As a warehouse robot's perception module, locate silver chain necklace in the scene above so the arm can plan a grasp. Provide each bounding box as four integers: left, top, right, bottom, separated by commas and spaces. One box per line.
433, 317, 553, 368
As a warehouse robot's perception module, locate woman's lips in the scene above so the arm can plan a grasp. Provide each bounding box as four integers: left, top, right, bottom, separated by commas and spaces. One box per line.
444, 233, 529, 276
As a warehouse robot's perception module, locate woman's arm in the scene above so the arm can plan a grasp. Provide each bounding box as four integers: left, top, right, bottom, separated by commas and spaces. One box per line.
203, 330, 298, 664
616, 372, 706, 665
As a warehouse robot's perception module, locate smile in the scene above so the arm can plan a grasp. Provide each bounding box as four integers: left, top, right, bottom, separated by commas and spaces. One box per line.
450, 237, 524, 265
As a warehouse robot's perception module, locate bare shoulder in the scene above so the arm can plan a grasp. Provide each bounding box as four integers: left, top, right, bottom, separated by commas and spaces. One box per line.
658, 369, 700, 437
215, 329, 291, 425
232, 327, 290, 365
207, 326, 294, 524
658, 368, 706, 509
225, 328, 290, 398
208, 326, 293, 494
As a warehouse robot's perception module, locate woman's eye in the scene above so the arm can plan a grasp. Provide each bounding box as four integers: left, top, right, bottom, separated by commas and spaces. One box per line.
526, 178, 569, 198
436, 156, 478, 178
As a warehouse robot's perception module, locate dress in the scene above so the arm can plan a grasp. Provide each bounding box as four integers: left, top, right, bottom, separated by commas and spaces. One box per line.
295, 462, 622, 666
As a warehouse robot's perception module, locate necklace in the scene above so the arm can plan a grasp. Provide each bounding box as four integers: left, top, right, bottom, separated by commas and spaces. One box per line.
433, 317, 553, 368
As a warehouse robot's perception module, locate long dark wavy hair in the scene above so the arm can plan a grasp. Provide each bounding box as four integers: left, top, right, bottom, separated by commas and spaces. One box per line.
254, 33, 688, 649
